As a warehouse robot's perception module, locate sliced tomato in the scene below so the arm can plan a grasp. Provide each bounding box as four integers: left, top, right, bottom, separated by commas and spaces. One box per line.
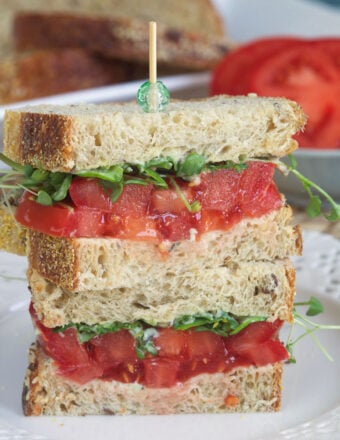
31, 305, 289, 387
69, 177, 112, 212
151, 186, 194, 214
155, 328, 187, 358
155, 211, 199, 242
245, 42, 340, 149
210, 37, 300, 95
91, 331, 138, 366
143, 358, 180, 388
15, 192, 105, 237
197, 209, 233, 234
224, 320, 284, 365
250, 44, 338, 92
313, 39, 340, 76
242, 339, 289, 366
111, 183, 153, 216
16, 163, 282, 240
197, 169, 241, 211
186, 330, 226, 359
210, 38, 340, 149
239, 162, 282, 216
106, 214, 159, 242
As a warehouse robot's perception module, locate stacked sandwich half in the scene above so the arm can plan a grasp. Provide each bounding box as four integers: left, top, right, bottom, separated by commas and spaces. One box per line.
3, 95, 305, 415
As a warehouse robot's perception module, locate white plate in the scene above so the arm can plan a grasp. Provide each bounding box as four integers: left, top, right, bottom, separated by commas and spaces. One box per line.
0, 230, 340, 440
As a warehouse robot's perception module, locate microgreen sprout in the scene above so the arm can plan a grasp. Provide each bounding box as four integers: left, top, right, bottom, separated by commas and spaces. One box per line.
286, 155, 340, 221
286, 296, 340, 363
55, 312, 267, 358
169, 177, 201, 213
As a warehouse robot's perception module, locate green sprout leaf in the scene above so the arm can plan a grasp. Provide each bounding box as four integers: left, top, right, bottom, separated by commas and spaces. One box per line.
176, 153, 206, 178
51, 174, 72, 202
294, 296, 324, 316
173, 311, 266, 337
286, 155, 340, 221
169, 177, 201, 213
286, 296, 340, 363
305, 193, 322, 219
75, 165, 124, 183
36, 190, 53, 206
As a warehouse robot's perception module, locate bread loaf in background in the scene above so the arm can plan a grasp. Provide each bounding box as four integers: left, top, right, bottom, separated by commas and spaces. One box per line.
0, 0, 228, 104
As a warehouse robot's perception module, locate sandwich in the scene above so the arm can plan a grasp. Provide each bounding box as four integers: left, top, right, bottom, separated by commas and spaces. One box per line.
1, 94, 306, 415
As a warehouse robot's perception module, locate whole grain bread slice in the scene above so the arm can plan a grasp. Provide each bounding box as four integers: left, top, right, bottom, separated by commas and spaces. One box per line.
4, 96, 306, 172
23, 342, 283, 415
0, 49, 149, 104
29, 256, 295, 326
13, 12, 230, 71
27, 206, 301, 293
0, 0, 225, 57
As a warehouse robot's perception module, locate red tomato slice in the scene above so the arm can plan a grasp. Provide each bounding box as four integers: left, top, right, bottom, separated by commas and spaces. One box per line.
239, 162, 282, 216
242, 339, 289, 366
15, 192, 105, 237
143, 358, 180, 388
155, 328, 187, 358
155, 211, 199, 242
151, 186, 193, 214
186, 330, 226, 359
224, 320, 282, 354
91, 331, 138, 367
30, 303, 288, 387
69, 177, 112, 212
197, 169, 241, 211
111, 183, 153, 216
210, 37, 300, 95
250, 44, 338, 92
249, 43, 340, 148
30, 305, 102, 384
312, 39, 340, 76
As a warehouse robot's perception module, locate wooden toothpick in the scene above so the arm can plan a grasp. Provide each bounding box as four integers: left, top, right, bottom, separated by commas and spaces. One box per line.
136, 20, 169, 112
149, 21, 157, 84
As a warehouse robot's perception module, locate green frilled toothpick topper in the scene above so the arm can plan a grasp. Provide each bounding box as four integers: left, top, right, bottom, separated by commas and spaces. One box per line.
137, 21, 170, 112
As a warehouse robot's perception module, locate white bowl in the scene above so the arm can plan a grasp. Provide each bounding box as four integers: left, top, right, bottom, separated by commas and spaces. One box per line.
276, 149, 340, 207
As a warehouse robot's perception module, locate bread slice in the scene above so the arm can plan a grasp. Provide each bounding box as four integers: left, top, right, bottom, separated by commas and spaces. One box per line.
23, 342, 283, 415
0, 0, 225, 57
0, 205, 26, 255
27, 206, 300, 292
13, 12, 230, 71
4, 96, 306, 172
29, 256, 295, 327
0, 49, 149, 104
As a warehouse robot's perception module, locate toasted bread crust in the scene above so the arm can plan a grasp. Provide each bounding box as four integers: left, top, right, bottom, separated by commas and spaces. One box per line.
23, 342, 283, 416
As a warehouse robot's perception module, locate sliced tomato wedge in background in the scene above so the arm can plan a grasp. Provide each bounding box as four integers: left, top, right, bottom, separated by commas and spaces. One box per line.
250, 44, 338, 92
313, 39, 340, 76
249, 45, 340, 148
210, 37, 300, 96
210, 37, 340, 149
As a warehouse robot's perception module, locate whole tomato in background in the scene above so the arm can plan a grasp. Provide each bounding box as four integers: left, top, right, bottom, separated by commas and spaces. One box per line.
210, 37, 340, 149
